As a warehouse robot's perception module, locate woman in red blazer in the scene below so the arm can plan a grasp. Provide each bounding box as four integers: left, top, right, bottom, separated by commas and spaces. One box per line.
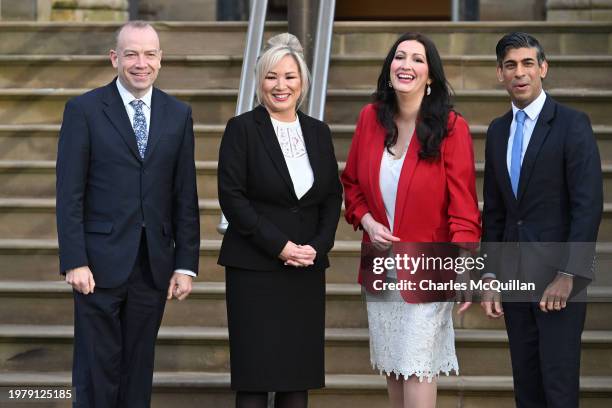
341, 33, 481, 407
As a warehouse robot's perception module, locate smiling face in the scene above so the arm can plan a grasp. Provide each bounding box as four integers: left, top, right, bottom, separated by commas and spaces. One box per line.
261, 54, 302, 120
110, 25, 162, 98
497, 47, 547, 109
389, 40, 431, 96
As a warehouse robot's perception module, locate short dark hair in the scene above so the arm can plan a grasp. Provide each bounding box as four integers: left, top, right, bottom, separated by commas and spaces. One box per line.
496, 32, 546, 66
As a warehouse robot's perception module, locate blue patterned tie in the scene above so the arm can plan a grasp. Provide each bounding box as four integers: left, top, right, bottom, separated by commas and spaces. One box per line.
130, 99, 148, 159
510, 110, 526, 197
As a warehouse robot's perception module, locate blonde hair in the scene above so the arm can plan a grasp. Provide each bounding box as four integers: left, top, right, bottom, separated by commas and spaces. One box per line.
255, 33, 311, 109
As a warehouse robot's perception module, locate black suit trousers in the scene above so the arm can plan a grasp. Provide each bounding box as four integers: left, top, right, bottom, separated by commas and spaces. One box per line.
503, 302, 586, 408
72, 233, 166, 408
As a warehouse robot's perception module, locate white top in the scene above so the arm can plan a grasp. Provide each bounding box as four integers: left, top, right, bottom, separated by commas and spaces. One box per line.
271, 116, 314, 199
506, 90, 547, 175
380, 146, 408, 231
379, 146, 408, 279
116, 78, 152, 130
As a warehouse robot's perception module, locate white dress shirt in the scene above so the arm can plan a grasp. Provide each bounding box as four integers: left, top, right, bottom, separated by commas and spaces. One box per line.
506, 90, 547, 175
116, 78, 153, 129
116, 79, 195, 279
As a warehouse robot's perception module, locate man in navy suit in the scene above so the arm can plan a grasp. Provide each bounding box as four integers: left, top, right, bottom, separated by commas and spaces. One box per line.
481, 32, 602, 407
56, 21, 200, 407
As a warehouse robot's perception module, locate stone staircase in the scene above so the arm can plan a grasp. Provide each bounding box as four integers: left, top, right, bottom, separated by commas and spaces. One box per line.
0, 21, 611, 407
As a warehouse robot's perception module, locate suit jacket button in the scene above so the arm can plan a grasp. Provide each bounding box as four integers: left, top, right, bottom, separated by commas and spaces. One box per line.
517, 220, 523, 226
291, 206, 299, 213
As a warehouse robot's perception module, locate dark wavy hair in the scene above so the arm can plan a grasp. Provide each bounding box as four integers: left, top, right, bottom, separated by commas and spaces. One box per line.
373, 32, 455, 160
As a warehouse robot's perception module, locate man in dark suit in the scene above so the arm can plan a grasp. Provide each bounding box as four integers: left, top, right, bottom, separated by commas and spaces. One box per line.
56, 21, 200, 407
481, 32, 602, 407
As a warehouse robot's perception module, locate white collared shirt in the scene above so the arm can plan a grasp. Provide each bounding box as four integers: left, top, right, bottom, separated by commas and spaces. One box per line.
506, 90, 547, 175
115, 79, 196, 279
115, 78, 153, 131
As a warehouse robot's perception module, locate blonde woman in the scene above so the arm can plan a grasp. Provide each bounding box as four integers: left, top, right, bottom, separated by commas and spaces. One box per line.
217, 33, 342, 408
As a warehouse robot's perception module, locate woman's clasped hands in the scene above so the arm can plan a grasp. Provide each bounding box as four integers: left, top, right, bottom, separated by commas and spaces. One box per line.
279, 241, 317, 267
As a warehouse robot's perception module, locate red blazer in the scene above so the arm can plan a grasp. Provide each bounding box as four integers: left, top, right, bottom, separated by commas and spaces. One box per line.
341, 103, 481, 302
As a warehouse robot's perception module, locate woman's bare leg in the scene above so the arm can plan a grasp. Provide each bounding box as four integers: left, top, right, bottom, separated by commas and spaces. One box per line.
386, 374, 404, 408
402, 375, 437, 408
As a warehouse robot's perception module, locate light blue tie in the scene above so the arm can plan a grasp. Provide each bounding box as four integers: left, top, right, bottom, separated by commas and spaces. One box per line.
130, 100, 148, 159
510, 110, 526, 197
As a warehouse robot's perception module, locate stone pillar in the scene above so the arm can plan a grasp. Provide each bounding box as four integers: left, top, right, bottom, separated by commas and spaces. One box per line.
547, 0, 612, 20
50, 0, 128, 22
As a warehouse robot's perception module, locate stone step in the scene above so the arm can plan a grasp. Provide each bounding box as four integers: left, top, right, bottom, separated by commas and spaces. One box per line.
1, 281, 611, 330
3, 159, 612, 200
1, 324, 611, 377
0, 281, 366, 328
4, 197, 612, 243
1, 89, 611, 126
2, 239, 612, 289
2, 124, 612, 163
0, 371, 610, 408
1, 21, 611, 56
2, 55, 612, 91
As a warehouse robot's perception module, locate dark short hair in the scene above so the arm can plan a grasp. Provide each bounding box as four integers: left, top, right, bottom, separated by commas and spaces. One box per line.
495, 32, 546, 66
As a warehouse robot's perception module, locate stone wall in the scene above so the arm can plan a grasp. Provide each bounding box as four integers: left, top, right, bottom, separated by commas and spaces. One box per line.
50, 0, 128, 21
137, 0, 216, 21
547, 0, 612, 20
480, 0, 547, 20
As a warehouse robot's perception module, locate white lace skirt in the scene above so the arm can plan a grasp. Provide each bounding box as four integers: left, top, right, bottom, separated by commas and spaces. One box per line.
365, 285, 459, 382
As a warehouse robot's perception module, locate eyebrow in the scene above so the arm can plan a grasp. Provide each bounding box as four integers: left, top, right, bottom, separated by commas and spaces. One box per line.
122, 48, 159, 54
266, 71, 298, 75
395, 51, 426, 58
503, 57, 536, 64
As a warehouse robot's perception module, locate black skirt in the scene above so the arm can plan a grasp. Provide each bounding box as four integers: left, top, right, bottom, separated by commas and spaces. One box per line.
225, 266, 326, 391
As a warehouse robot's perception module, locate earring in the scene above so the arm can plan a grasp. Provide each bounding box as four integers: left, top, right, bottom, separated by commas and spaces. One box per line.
426, 85, 431, 96
388, 80, 393, 88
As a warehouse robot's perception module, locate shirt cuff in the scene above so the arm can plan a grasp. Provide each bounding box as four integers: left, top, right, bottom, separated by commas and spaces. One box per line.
174, 269, 196, 278
481, 273, 497, 280
557, 271, 574, 279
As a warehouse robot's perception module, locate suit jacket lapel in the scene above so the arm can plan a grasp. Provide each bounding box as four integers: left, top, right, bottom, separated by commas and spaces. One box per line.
144, 87, 167, 161
297, 110, 319, 199
254, 105, 297, 198
496, 110, 515, 201
102, 79, 141, 161
368, 126, 389, 229
393, 130, 419, 235
517, 96, 555, 202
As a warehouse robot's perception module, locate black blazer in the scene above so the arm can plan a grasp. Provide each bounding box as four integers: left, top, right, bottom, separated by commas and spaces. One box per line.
482, 94, 603, 282
56, 79, 200, 289
217, 105, 342, 271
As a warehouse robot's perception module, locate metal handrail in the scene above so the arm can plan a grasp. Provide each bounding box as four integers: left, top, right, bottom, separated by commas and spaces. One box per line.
452, 0, 460, 21
217, 0, 268, 234
307, 0, 336, 121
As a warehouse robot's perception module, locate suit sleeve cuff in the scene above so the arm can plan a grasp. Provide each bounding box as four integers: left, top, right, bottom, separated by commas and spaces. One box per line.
174, 269, 196, 278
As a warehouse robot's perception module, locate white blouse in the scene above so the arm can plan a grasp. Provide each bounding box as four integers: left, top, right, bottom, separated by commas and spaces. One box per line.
271, 116, 314, 199
379, 146, 408, 231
